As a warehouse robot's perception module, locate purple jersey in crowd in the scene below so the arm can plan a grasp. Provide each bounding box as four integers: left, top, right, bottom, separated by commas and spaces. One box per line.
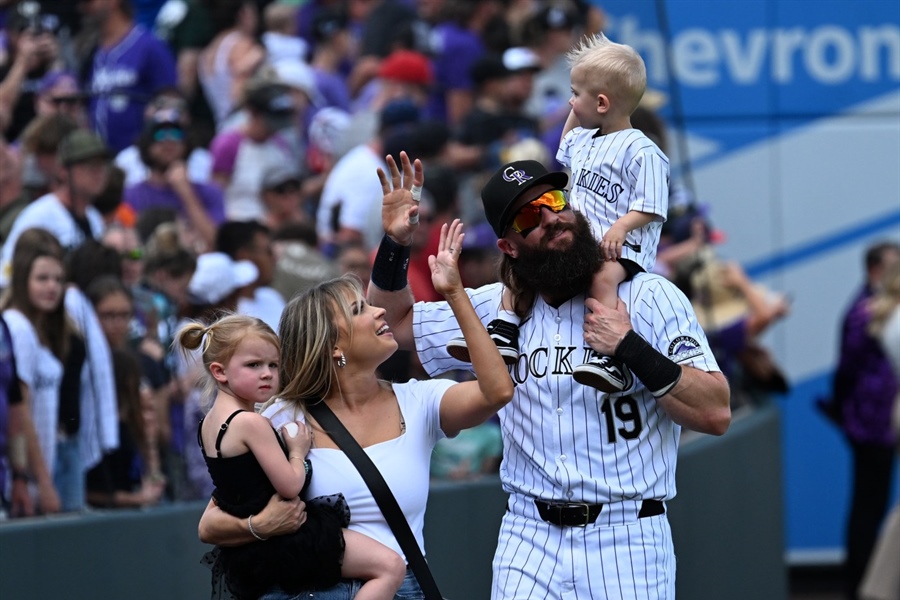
834, 285, 899, 446
425, 23, 483, 122
84, 25, 177, 153
124, 180, 227, 225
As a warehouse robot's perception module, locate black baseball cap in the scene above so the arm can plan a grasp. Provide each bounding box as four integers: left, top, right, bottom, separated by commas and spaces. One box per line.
482, 160, 568, 238
245, 82, 296, 131
312, 7, 348, 43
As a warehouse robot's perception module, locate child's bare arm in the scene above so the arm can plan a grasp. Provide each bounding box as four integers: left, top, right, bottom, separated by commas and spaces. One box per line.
244, 415, 309, 499
561, 108, 580, 143
591, 261, 628, 309
601, 210, 656, 261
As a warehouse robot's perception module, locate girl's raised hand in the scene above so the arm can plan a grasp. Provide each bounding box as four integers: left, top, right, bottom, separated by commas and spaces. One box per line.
428, 219, 465, 298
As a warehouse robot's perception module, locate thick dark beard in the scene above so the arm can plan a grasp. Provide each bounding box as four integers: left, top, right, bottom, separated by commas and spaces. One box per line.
508, 211, 602, 304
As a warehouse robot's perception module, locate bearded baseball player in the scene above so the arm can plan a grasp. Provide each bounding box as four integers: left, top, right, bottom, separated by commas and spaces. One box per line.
369, 153, 731, 600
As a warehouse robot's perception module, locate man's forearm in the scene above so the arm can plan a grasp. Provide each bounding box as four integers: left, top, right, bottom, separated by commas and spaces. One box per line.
657, 368, 731, 436
367, 284, 416, 351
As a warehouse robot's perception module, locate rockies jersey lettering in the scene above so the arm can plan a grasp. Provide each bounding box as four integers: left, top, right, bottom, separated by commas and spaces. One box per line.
413, 278, 720, 504
575, 167, 624, 203
557, 127, 670, 271
511, 346, 601, 382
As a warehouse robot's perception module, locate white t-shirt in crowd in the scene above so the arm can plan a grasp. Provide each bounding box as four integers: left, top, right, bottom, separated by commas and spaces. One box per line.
0, 193, 104, 288
316, 143, 385, 252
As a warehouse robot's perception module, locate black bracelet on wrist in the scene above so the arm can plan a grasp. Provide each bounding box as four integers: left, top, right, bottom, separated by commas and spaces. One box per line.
301, 459, 313, 495
12, 471, 29, 483
370, 234, 410, 291
614, 330, 683, 398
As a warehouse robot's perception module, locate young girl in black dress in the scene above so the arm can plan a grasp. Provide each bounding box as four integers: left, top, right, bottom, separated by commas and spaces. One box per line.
176, 314, 405, 600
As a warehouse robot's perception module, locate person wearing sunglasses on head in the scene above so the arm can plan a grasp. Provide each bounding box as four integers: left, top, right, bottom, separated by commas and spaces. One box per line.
122, 106, 225, 252
368, 152, 730, 599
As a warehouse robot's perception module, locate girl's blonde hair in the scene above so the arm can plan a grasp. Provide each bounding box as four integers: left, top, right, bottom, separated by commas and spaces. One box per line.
567, 33, 647, 116
174, 313, 280, 401
869, 260, 900, 338
276, 275, 364, 408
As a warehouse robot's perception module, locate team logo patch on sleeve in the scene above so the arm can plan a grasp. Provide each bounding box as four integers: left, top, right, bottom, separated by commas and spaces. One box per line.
667, 336, 703, 363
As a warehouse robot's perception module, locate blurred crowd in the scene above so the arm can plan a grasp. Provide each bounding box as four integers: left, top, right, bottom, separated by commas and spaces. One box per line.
0, 0, 790, 516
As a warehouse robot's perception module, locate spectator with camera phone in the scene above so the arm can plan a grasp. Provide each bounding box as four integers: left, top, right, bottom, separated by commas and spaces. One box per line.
0, 1, 63, 139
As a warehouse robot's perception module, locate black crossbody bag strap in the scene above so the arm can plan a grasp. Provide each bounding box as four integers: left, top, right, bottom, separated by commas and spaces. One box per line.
307, 402, 444, 600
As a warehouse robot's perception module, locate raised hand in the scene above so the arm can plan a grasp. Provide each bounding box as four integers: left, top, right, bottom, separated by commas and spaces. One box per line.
376, 151, 424, 246
428, 219, 466, 298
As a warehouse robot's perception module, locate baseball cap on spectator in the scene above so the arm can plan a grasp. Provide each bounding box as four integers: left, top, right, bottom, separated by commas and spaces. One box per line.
57, 130, 111, 166
379, 98, 420, 132
37, 71, 81, 96
245, 81, 297, 132
312, 7, 348, 43
470, 54, 510, 87
532, 4, 580, 33
309, 107, 352, 157
503, 47, 541, 73
273, 60, 324, 108
188, 252, 259, 305
481, 160, 568, 238
149, 105, 185, 129
262, 163, 302, 191
378, 50, 433, 86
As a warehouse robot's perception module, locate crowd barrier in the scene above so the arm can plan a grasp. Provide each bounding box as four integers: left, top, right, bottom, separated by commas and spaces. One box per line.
0, 402, 784, 600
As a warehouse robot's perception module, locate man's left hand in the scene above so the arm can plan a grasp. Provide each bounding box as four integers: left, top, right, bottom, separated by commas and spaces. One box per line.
583, 298, 633, 355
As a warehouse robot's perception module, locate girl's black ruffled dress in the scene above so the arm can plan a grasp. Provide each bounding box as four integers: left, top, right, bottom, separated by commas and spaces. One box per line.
200, 410, 350, 600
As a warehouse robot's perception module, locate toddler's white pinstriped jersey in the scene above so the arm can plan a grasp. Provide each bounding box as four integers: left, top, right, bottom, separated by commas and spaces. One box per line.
413, 276, 719, 504
557, 128, 669, 272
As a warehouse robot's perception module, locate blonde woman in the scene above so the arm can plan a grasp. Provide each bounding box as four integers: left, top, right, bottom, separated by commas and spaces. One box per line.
198, 220, 515, 599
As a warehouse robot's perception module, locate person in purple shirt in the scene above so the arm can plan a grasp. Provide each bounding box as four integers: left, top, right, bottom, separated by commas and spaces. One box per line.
415, 0, 500, 126
832, 240, 900, 599
80, 0, 177, 153
123, 107, 225, 250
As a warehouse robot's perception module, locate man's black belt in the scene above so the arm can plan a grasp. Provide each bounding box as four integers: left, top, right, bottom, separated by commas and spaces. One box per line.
534, 499, 665, 527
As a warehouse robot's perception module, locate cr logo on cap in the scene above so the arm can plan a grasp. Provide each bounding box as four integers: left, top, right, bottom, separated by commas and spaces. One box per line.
503, 166, 532, 185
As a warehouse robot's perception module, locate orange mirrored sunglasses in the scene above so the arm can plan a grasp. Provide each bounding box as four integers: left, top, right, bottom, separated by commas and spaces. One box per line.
509, 190, 569, 236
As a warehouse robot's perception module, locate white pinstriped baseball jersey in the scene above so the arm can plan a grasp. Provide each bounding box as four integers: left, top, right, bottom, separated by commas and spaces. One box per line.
557, 128, 669, 272
414, 276, 717, 504
413, 275, 719, 599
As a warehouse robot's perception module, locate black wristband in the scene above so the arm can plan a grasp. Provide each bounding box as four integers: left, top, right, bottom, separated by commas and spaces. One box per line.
12, 471, 29, 483
370, 234, 411, 292
614, 330, 683, 398
301, 459, 313, 495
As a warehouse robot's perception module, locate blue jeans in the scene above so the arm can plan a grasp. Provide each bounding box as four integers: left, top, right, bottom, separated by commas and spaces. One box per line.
259, 568, 424, 600
54, 436, 84, 512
